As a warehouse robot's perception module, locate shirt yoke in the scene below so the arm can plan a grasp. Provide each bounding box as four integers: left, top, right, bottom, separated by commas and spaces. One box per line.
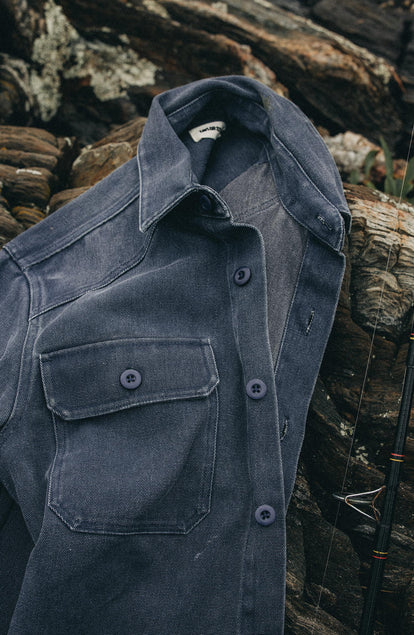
3, 158, 146, 319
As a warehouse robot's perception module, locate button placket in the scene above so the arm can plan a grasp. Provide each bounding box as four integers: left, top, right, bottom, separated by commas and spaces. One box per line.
226, 222, 284, 628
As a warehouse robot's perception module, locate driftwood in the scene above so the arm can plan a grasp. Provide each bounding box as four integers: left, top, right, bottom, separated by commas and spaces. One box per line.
0, 0, 407, 149
1, 117, 413, 633
272, 0, 414, 149
0, 125, 75, 244
0, 1, 413, 633
298, 185, 414, 634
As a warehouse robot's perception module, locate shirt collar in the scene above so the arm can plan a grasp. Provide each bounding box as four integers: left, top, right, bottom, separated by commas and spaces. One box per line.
136, 75, 351, 251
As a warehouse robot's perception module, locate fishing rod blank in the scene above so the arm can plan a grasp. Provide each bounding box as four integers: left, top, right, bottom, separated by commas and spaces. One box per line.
359, 324, 414, 634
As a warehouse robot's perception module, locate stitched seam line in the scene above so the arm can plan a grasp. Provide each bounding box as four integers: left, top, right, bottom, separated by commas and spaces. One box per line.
28, 220, 156, 319
14, 189, 140, 270
40, 338, 219, 419
270, 130, 346, 246
48, 386, 218, 421
167, 85, 347, 233
274, 233, 310, 376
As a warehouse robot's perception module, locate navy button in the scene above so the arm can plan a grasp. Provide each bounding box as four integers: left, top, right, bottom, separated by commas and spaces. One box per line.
199, 193, 213, 212
255, 505, 276, 526
120, 369, 142, 389
233, 266, 251, 286
246, 378, 267, 399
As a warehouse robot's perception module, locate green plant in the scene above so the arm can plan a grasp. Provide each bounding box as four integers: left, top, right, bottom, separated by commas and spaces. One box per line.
353, 137, 414, 200
349, 148, 378, 188
379, 135, 414, 199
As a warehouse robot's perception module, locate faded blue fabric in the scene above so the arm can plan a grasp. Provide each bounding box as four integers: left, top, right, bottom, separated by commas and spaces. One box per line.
0, 75, 350, 634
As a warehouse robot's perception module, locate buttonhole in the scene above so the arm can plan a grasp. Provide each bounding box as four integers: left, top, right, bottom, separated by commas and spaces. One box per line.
316, 214, 333, 231
280, 417, 288, 441
305, 309, 315, 336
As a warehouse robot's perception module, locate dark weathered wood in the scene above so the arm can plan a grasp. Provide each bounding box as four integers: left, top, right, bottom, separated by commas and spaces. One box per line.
0, 124, 78, 244
0, 202, 23, 239
0, 55, 33, 125
49, 186, 89, 213
0, 164, 54, 208
2, 117, 413, 632
69, 142, 135, 188
310, 0, 405, 66
50, 117, 147, 208
296, 184, 414, 633
0, 0, 405, 148
92, 116, 147, 148
195, 0, 404, 144
0, 2, 413, 632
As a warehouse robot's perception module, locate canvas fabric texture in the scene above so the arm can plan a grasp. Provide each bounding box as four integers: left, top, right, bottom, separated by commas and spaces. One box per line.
0, 75, 351, 634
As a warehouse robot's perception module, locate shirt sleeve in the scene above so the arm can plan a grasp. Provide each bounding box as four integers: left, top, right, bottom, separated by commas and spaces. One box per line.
0, 248, 30, 429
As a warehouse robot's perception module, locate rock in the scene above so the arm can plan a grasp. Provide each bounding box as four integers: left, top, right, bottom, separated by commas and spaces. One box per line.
402, 575, 414, 633
0, 164, 54, 208
286, 462, 363, 631
92, 116, 147, 148
345, 184, 414, 337
0, 124, 78, 241
194, 0, 404, 146
50, 117, 148, 210
0, 0, 44, 60
0, 125, 77, 181
69, 141, 135, 188
310, 0, 414, 152
11, 205, 47, 229
286, 484, 306, 599
310, 0, 405, 67
0, 0, 404, 147
49, 186, 89, 213
285, 594, 356, 635
245, 0, 414, 154
0, 147, 59, 172
0, 202, 24, 246
0, 54, 34, 125
323, 131, 381, 182
0, 125, 59, 153
292, 184, 414, 633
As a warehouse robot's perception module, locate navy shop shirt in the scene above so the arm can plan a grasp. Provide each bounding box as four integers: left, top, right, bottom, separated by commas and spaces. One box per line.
0, 76, 351, 634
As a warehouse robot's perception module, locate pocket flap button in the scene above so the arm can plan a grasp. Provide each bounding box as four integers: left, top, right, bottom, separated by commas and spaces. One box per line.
120, 369, 142, 389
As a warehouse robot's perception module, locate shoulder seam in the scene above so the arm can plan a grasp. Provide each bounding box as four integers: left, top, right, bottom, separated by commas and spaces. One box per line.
4, 157, 140, 270
20, 189, 140, 271
3, 243, 23, 270
28, 220, 157, 319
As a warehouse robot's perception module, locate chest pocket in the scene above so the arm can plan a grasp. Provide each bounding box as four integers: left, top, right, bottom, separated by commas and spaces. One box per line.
40, 337, 219, 535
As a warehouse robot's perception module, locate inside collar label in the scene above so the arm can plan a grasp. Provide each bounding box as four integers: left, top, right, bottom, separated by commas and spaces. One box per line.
188, 121, 226, 142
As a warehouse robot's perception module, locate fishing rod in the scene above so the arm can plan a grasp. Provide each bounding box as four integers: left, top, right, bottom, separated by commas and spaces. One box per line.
313, 124, 414, 635
334, 321, 414, 633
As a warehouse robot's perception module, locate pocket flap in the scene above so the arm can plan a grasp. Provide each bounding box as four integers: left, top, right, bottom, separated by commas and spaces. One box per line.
40, 337, 219, 421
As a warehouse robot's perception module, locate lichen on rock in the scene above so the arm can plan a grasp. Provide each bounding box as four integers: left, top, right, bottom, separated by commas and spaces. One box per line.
30, 0, 159, 121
